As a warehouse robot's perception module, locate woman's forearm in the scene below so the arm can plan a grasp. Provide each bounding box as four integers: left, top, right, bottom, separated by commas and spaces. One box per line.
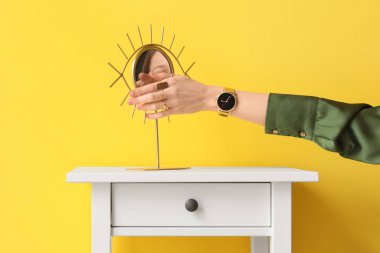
202, 85, 269, 126
129, 75, 380, 164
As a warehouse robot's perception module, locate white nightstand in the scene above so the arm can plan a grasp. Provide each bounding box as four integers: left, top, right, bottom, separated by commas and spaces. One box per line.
67, 167, 318, 253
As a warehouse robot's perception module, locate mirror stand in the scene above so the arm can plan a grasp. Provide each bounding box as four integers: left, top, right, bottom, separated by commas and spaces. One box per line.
109, 26, 195, 171
127, 119, 190, 171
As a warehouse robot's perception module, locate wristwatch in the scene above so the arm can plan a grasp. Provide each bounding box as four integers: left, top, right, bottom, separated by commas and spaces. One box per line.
216, 87, 237, 117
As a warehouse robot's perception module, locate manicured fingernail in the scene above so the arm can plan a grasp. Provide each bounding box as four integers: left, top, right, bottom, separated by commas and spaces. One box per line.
128, 99, 133, 105
130, 91, 135, 97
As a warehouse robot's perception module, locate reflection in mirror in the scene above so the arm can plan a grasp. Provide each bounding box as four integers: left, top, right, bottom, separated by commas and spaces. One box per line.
133, 49, 173, 87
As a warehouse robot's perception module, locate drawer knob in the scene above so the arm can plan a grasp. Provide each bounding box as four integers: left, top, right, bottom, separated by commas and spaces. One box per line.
185, 199, 198, 212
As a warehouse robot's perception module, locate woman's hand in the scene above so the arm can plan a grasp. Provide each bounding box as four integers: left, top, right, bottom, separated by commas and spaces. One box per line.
128, 74, 221, 119
135, 72, 170, 87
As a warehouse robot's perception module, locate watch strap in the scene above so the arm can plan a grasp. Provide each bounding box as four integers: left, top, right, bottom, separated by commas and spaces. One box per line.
219, 110, 230, 117
224, 87, 235, 93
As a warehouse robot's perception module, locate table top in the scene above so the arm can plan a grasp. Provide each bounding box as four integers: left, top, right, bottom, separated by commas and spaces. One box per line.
66, 167, 318, 183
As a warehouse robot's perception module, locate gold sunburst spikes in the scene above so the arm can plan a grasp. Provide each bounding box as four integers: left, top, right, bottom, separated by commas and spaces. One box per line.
108, 62, 132, 90
161, 27, 165, 45
177, 46, 185, 59
117, 44, 128, 60
120, 92, 130, 106
150, 24, 153, 44
185, 61, 195, 76
137, 26, 143, 46
170, 34, 175, 50
126, 33, 135, 51
108, 63, 122, 88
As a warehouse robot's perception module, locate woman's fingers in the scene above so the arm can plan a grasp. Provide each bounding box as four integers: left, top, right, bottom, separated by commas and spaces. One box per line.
137, 100, 170, 111
146, 108, 174, 119
130, 82, 157, 98
129, 92, 160, 105
135, 80, 145, 87
138, 73, 155, 84
130, 76, 175, 98
129, 88, 171, 105
150, 72, 172, 82
135, 72, 173, 89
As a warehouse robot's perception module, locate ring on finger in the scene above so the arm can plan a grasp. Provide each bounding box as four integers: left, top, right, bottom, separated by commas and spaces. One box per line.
156, 81, 169, 91
157, 89, 165, 100
162, 101, 168, 110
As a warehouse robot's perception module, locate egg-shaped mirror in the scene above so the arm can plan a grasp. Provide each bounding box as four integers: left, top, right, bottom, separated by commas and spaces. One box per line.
132, 46, 174, 86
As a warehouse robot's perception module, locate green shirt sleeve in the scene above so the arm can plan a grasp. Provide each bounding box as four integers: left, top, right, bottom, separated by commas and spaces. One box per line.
265, 93, 380, 164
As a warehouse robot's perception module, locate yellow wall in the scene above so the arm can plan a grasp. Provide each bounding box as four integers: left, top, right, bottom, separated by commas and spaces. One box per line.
1, 0, 379, 252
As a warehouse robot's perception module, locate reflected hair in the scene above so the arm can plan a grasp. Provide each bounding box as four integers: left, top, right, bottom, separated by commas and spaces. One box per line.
134, 50, 156, 81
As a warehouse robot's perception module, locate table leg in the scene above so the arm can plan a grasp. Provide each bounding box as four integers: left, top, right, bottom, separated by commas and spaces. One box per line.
92, 183, 112, 253
251, 236, 270, 253
270, 183, 291, 253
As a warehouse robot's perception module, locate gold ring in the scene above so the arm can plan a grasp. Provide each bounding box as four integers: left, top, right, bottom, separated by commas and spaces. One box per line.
162, 101, 168, 110
160, 90, 165, 100
156, 90, 163, 100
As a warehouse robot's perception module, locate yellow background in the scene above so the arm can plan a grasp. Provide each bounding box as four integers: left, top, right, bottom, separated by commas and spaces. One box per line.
1, 0, 379, 252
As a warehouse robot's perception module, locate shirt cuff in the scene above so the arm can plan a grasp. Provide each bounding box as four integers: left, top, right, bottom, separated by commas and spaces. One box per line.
264, 93, 319, 141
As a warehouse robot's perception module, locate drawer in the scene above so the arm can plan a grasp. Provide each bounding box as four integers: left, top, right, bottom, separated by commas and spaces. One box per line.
111, 183, 271, 227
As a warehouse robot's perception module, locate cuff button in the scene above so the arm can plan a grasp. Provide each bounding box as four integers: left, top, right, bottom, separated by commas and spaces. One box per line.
300, 131, 306, 137
272, 129, 279, 134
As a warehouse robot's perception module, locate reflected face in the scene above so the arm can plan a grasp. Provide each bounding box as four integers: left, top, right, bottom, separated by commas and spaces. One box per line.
149, 51, 171, 74
133, 49, 172, 85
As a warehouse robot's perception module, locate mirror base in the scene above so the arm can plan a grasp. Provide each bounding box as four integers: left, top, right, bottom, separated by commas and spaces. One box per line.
126, 167, 191, 171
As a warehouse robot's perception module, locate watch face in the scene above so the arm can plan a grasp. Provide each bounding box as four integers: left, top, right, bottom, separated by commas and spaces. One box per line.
217, 92, 236, 111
